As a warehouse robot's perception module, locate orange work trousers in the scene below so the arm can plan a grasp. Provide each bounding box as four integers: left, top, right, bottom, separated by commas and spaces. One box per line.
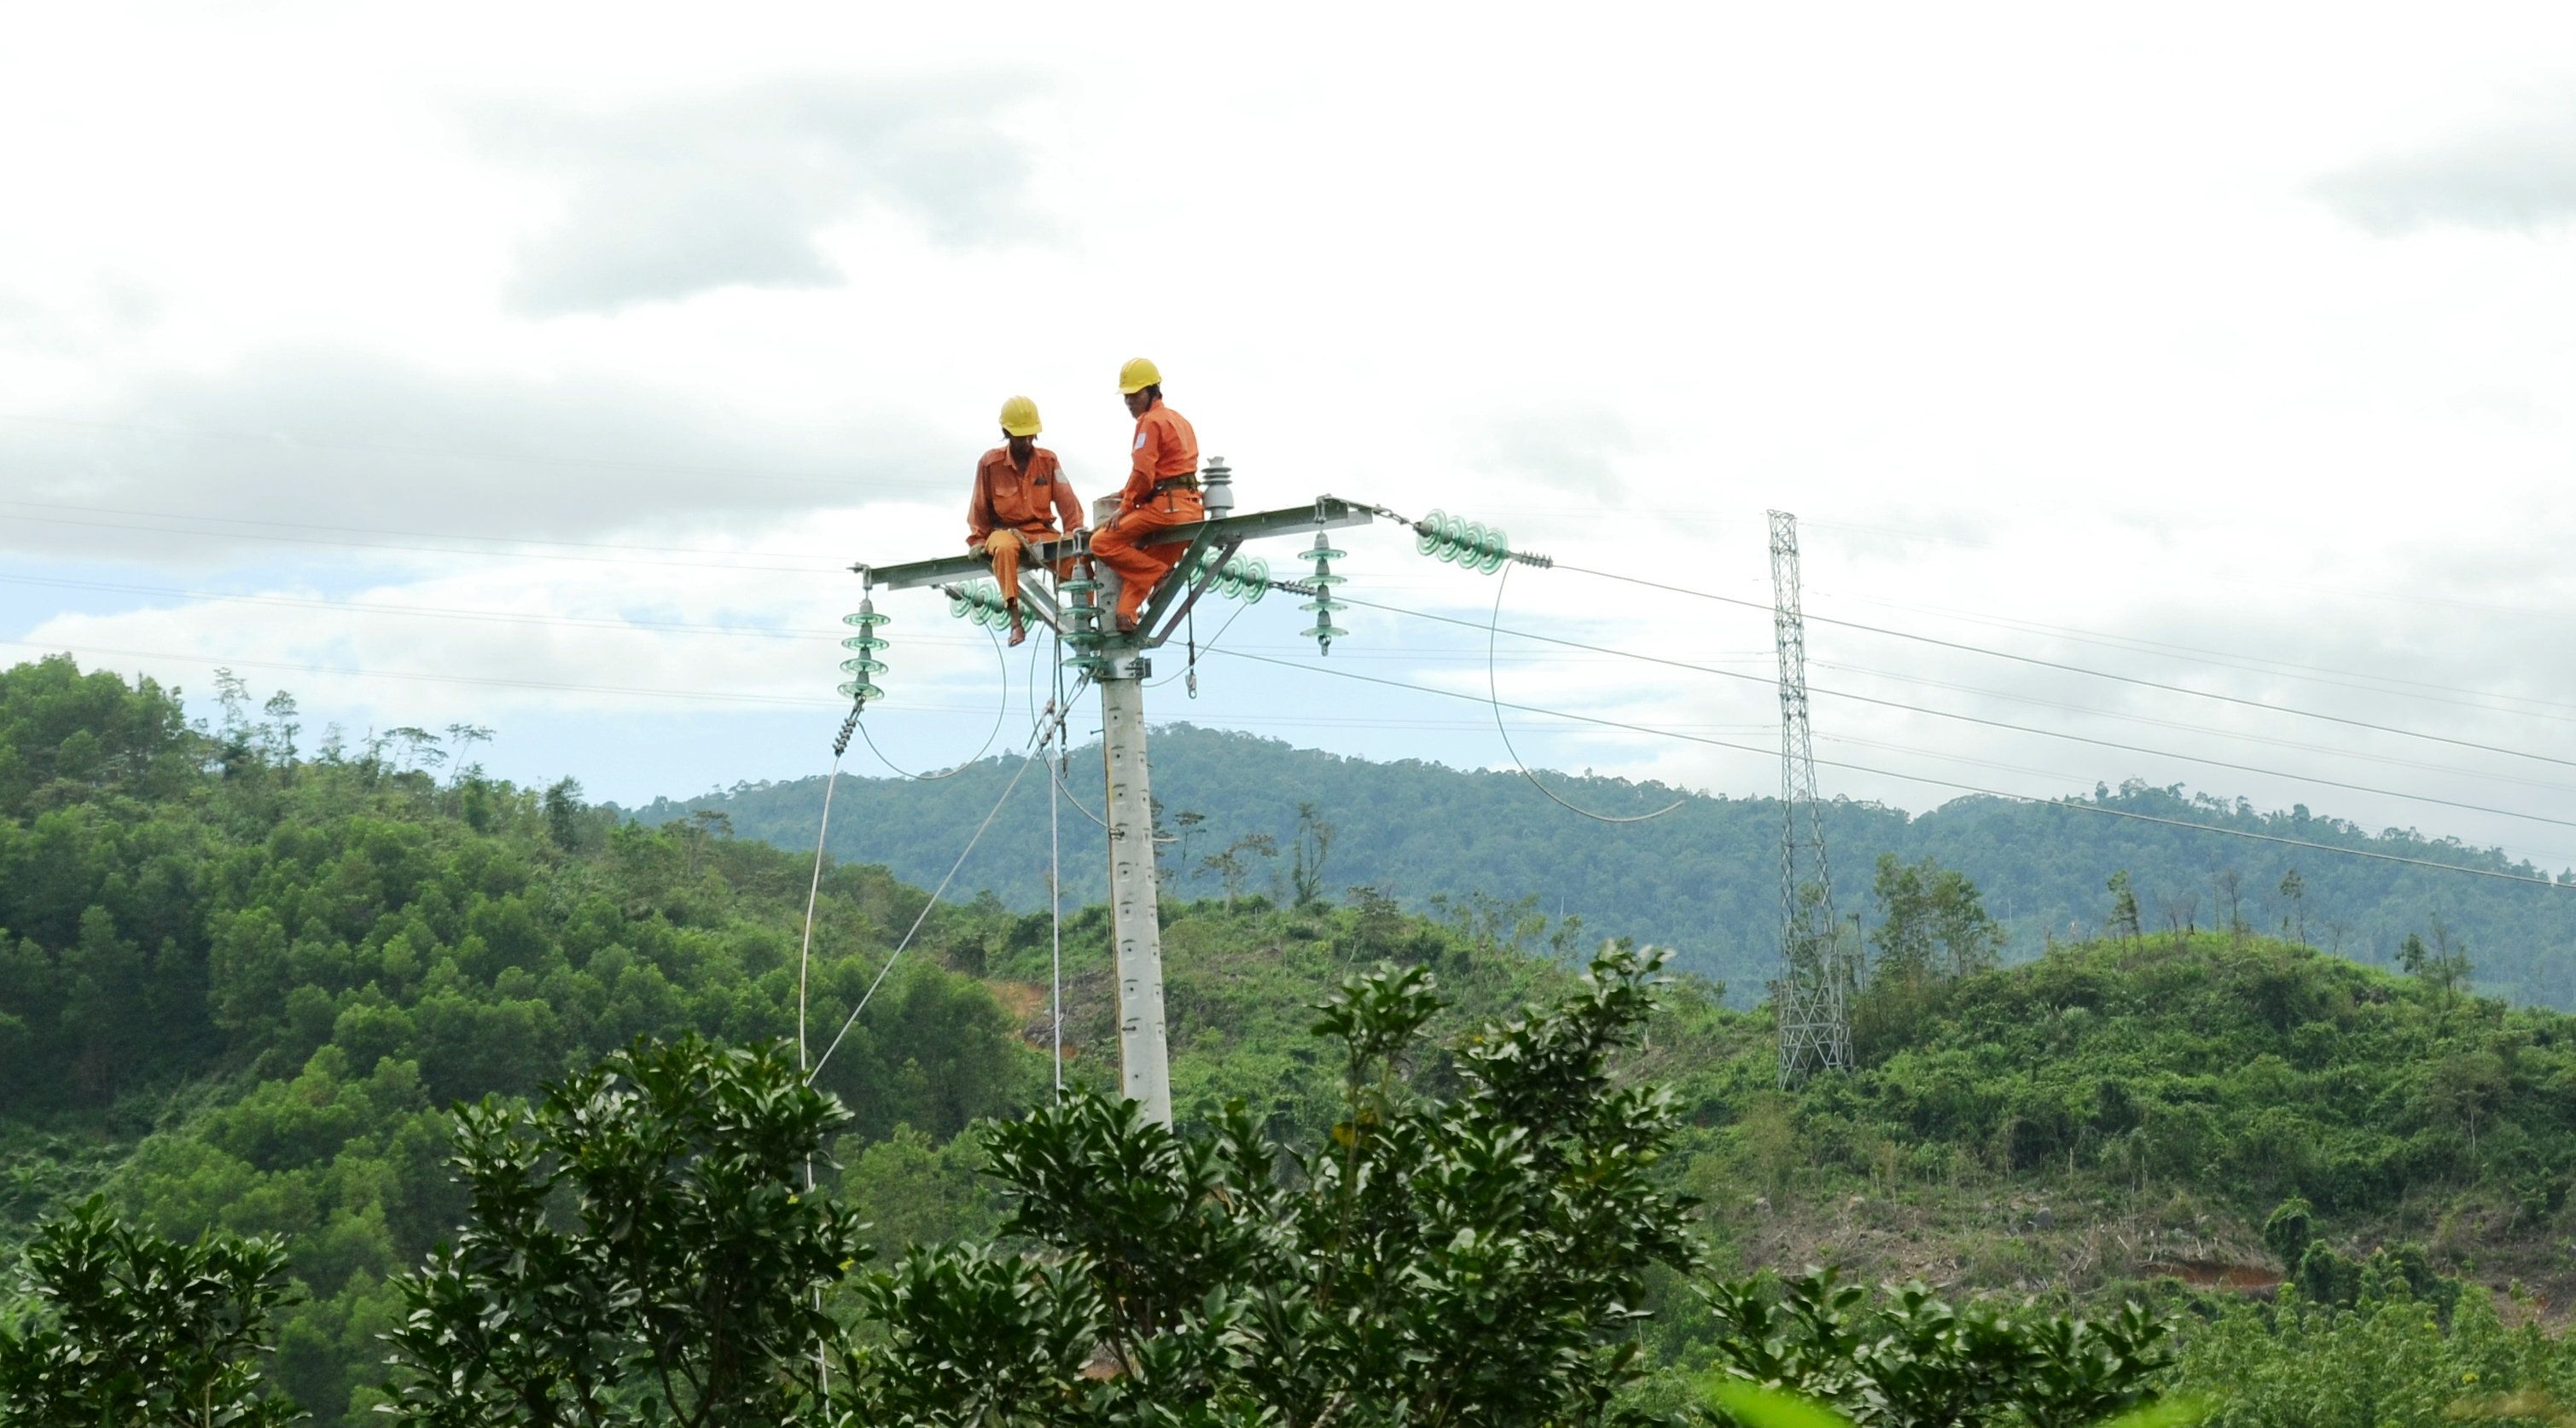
1090, 488, 1204, 622
981, 526, 1073, 601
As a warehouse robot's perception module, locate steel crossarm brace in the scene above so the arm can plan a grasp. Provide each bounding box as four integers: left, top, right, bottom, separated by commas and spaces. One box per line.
1137, 525, 1228, 639
1015, 574, 1064, 630
850, 498, 1374, 590
1145, 535, 1243, 648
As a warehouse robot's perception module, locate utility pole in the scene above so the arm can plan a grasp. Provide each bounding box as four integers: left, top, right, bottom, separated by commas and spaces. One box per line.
856, 475, 1370, 1126
1769, 510, 1852, 1085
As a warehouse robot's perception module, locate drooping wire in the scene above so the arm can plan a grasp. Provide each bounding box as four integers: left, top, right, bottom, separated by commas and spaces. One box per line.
857, 622, 1011, 780
1484, 562, 1682, 824
1148, 598, 1248, 689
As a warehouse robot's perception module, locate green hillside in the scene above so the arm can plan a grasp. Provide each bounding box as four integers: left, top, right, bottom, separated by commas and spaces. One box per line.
638, 723, 2576, 1006
4, 654, 2575, 1425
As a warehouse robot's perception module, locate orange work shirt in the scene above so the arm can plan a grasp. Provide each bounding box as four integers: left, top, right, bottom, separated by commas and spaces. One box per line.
1119, 401, 1199, 512
967, 446, 1084, 548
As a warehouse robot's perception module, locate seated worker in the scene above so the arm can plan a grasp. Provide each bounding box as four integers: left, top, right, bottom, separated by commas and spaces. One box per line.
968, 395, 1084, 645
1088, 357, 1201, 633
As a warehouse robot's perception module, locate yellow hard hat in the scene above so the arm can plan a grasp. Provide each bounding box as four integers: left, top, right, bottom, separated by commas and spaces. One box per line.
998, 395, 1041, 437
1118, 357, 1161, 394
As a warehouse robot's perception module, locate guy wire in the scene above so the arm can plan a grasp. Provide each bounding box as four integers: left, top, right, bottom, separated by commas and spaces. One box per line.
810, 738, 1047, 1081
799, 698, 866, 1076
1049, 622, 1065, 1098
796, 694, 865, 1396
1486, 562, 1681, 823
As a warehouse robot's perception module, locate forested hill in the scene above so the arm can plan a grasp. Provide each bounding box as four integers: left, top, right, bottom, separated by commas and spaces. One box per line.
7, 653, 2576, 1421
637, 723, 2576, 1006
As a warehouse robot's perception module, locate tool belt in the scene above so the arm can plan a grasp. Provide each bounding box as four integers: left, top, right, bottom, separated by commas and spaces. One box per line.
1149, 476, 1201, 495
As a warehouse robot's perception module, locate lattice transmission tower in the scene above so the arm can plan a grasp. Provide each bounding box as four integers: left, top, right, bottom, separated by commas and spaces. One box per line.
1769, 510, 1852, 1085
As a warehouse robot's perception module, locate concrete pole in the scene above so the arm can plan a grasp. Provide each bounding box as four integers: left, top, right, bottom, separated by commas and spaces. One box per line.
1097, 664, 1172, 1125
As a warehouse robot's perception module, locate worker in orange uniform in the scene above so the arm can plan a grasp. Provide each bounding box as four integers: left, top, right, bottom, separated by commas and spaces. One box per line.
968, 395, 1084, 646
1089, 357, 1201, 633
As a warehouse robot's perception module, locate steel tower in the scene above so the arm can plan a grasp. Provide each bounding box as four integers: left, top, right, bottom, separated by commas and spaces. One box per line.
1769, 510, 1852, 1084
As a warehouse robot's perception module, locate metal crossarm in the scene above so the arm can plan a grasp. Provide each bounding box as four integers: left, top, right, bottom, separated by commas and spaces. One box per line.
852, 498, 1374, 591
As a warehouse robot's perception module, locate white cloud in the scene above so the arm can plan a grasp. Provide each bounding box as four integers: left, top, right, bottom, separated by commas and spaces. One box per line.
466, 77, 1051, 315
2315, 93, 2576, 235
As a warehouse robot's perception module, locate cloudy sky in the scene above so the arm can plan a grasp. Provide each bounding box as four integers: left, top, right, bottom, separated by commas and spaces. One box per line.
7, 2, 2576, 871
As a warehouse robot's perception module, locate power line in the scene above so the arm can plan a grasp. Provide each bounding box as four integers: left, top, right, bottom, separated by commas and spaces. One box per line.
0, 497, 852, 563
0, 637, 857, 707
1205, 646, 2576, 891
1810, 658, 2576, 797
1824, 589, 2576, 724
0, 572, 842, 641
1550, 562, 2576, 774
1330, 589, 2576, 831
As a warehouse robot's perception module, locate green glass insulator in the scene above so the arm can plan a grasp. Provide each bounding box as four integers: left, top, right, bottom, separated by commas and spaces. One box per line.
840, 656, 888, 676
947, 594, 970, 618
1416, 509, 1445, 556
1439, 511, 1469, 562
837, 680, 885, 700
843, 610, 893, 626
1058, 578, 1101, 594
1305, 547, 1346, 563
1306, 572, 1347, 587
1304, 623, 1349, 640
1300, 597, 1347, 614
841, 634, 889, 651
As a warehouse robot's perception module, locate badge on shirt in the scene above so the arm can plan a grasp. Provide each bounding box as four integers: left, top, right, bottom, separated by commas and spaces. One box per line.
1134, 432, 1149, 450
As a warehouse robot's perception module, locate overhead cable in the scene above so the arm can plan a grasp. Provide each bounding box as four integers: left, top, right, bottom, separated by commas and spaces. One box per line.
0, 508, 826, 574
1331, 591, 2576, 830
0, 412, 944, 496
1826, 590, 2576, 724
1207, 646, 2576, 892
1550, 562, 2576, 774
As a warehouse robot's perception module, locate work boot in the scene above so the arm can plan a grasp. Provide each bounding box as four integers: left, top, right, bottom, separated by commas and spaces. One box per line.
1114, 612, 1139, 635
1008, 603, 1028, 647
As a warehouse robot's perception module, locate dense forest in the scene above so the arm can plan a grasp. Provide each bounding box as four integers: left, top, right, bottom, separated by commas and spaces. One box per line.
3, 655, 2576, 1427
637, 723, 2576, 1006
